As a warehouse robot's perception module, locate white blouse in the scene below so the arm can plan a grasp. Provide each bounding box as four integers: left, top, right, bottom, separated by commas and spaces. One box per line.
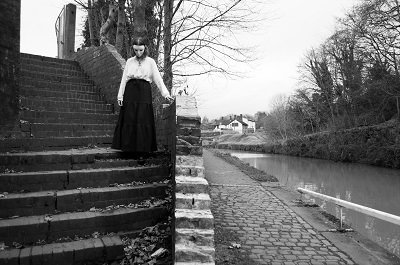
117, 56, 170, 101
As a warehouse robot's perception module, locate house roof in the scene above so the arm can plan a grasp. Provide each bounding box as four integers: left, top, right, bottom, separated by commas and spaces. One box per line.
214, 119, 231, 126
230, 119, 248, 126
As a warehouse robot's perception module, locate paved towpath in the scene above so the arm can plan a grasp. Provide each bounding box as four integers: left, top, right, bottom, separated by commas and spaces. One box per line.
203, 149, 399, 265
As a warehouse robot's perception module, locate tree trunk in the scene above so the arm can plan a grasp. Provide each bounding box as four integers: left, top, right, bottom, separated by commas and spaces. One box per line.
163, 0, 173, 92
132, 0, 146, 39
100, 2, 118, 45
115, 0, 126, 55
87, 0, 96, 46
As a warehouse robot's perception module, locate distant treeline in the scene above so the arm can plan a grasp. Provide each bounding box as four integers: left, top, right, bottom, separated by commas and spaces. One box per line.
257, 0, 400, 141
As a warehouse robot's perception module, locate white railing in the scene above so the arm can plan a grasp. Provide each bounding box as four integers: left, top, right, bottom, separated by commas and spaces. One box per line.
297, 187, 400, 231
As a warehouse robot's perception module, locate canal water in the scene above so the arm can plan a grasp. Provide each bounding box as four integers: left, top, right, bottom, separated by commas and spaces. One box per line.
227, 150, 400, 258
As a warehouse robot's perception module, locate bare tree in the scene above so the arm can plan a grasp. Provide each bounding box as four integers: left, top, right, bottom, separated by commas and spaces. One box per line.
115, 0, 126, 54
267, 94, 291, 140
165, 0, 269, 85
100, 1, 118, 44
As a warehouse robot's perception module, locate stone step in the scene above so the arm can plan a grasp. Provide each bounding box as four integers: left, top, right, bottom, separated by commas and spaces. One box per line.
21, 53, 82, 72
20, 109, 118, 124
0, 148, 138, 168
20, 96, 114, 113
0, 165, 170, 192
0, 235, 124, 265
20, 78, 99, 94
25, 123, 115, 139
175, 209, 214, 230
21, 61, 88, 78
20, 86, 102, 101
0, 183, 169, 218
20, 69, 93, 85
0, 148, 168, 172
21, 60, 87, 77
0, 206, 168, 245
0, 136, 113, 152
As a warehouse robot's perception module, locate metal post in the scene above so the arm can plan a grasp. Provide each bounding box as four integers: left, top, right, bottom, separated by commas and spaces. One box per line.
56, 4, 76, 59
339, 206, 343, 230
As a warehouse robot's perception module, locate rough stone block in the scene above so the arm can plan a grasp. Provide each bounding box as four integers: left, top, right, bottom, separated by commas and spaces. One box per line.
177, 135, 202, 145
176, 145, 203, 156
177, 115, 201, 128
176, 165, 204, 177
175, 228, 214, 247
175, 96, 199, 116
176, 127, 201, 137
175, 209, 214, 230
176, 155, 204, 167
175, 193, 211, 210
176, 176, 209, 194
175, 244, 215, 263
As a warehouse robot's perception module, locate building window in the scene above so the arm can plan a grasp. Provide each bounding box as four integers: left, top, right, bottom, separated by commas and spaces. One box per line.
231, 122, 238, 127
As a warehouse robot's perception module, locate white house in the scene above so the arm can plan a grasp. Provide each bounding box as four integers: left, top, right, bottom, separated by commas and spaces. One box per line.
213, 114, 256, 134
228, 119, 248, 133
241, 116, 256, 133
213, 118, 232, 131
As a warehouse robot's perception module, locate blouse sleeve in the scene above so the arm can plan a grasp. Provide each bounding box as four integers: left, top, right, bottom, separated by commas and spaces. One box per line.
150, 58, 170, 98
117, 59, 130, 101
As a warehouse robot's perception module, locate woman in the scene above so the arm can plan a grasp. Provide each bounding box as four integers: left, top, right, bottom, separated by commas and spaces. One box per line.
112, 37, 173, 155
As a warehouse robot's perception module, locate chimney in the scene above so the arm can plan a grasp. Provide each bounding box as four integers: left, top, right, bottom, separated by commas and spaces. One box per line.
240, 114, 243, 120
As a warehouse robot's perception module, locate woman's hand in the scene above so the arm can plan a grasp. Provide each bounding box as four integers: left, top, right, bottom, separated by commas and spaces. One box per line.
165, 95, 174, 103
118, 100, 123, 106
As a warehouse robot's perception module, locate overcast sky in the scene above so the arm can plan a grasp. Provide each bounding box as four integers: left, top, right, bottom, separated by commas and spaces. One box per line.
20, 0, 358, 120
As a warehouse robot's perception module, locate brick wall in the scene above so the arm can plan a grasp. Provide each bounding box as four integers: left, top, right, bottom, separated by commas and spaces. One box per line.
74, 44, 125, 110
155, 101, 176, 153
0, 0, 21, 135
174, 96, 215, 264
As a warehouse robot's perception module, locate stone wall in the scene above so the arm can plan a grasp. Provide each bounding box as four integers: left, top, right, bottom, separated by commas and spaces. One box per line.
0, 0, 20, 135
74, 44, 125, 110
174, 96, 215, 264
155, 101, 176, 153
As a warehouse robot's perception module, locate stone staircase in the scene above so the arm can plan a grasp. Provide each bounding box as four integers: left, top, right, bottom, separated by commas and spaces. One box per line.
1, 53, 118, 151
0, 54, 172, 264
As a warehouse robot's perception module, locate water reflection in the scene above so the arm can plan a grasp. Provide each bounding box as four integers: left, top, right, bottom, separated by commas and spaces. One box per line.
231, 151, 400, 257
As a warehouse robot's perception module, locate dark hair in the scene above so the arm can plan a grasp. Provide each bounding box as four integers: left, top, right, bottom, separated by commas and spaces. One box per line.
131, 37, 149, 57
132, 37, 147, 46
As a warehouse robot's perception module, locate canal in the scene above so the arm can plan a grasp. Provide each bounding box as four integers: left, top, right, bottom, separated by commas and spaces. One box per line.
227, 150, 400, 258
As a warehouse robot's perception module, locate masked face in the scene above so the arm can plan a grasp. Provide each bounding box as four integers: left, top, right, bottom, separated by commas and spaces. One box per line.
133, 45, 145, 59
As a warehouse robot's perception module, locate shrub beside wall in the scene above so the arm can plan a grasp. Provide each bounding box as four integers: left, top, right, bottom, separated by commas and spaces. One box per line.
213, 122, 400, 169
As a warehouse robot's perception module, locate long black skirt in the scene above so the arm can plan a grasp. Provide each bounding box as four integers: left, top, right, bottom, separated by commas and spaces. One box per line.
111, 79, 157, 152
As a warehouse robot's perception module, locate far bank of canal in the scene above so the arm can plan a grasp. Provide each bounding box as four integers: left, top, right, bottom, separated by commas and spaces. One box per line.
220, 149, 400, 259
